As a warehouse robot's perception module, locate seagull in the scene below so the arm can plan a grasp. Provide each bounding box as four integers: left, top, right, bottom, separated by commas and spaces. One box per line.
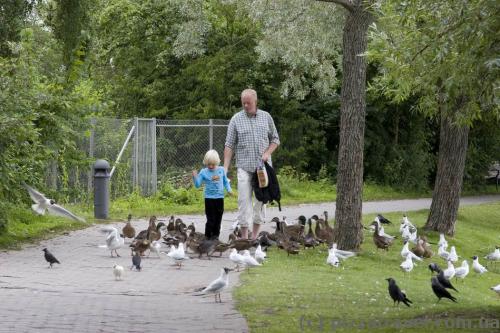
431, 276, 457, 303
24, 184, 85, 222
149, 240, 162, 258
401, 215, 416, 230
443, 260, 456, 280
330, 243, 357, 260
42, 248, 60, 268
113, 264, 124, 280
453, 260, 469, 282
386, 278, 412, 307
485, 246, 500, 262
400, 254, 414, 275
472, 256, 488, 274
491, 284, 500, 297
448, 246, 459, 263
254, 245, 267, 264
197, 267, 233, 303
438, 233, 448, 249
242, 250, 261, 272
99, 227, 125, 257
438, 244, 450, 261
167, 243, 189, 269
327, 248, 340, 268
401, 242, 423, 261
229, 249, 246, 272
131, 251, 141, 271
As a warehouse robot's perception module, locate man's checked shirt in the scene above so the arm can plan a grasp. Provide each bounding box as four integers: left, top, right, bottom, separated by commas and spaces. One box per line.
225, 109, 280, 172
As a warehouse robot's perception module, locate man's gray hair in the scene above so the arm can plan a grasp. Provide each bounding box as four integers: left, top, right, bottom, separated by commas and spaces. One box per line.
241, 88, 258, 101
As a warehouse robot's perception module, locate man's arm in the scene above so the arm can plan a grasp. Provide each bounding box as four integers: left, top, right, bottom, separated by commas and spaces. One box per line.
223, 146, 234, 173
261, 142, 278, 163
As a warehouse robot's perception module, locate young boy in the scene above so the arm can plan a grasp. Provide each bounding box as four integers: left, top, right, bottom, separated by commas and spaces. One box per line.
192, 150, 232, 240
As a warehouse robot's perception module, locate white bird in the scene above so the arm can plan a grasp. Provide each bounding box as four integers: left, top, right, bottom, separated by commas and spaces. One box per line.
448, 246, 459, 262
402, 215, 416, 230
99, 227, 125, 257
371, 220, 396, 241
330, 243, 357, 260
438, 243, 450, 261
438, 233, 448, 249
491, 284, 500, 297
229, 249, 246, 271
229, 220, 239, 231
242, 250, 261, 272
485, 246, 500, 261
443, 260, 456, 280
283, 216, 294, 226
326, 248, 340, 268
254, 245, 266, 264
401, 225, 411, 241
198, 267, 232, 303
149, 240, 162, 258
113, 264, 124, 281
400, 254, 414, 274
24, 184, 86, 222
454, 260, 469, 281
401, 242, 423, 261
472, 256, 488, 274
167, 243, 189, 268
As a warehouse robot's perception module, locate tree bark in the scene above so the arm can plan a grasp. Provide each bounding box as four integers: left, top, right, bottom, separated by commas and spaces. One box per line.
333, 6, 372, 251
424, 110, 469, 235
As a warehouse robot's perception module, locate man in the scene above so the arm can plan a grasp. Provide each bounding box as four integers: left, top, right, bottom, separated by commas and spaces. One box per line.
224, 89, 280, 240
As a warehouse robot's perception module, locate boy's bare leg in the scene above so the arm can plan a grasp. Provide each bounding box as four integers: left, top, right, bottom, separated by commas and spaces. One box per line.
240, 227, 248, 240
252, 223, 260, 240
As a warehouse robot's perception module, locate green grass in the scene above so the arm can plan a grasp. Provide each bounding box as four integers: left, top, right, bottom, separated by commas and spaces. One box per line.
234, 202, 500, 333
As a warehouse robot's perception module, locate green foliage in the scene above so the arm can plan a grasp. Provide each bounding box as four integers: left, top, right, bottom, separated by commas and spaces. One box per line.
0, 0, 33, 57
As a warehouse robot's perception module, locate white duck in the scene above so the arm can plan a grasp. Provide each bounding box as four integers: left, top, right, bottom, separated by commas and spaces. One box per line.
99, 226, 125, 257
443, 260, 456, 280
472, 256, 488, 274
454, 260, 469, 281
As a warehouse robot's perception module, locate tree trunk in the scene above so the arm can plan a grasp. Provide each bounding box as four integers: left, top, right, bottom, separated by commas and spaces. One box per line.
424, 111, 469, 235
333, 6, 372, 251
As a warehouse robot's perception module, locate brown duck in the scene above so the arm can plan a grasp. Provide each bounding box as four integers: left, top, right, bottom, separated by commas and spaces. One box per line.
122, 214, 136, 240
371, 221, 394, 251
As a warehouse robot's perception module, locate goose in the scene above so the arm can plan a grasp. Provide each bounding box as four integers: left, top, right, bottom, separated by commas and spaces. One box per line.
229, 249, 246, 271
254, 245, 267, 264
167, 243, 189, 269
401, 241, 423, 261
443, 260, 456, 280
99, 227, 125, 257
400, 254, 414, 275
472, 256, 488, 274
454, 260, 469, 281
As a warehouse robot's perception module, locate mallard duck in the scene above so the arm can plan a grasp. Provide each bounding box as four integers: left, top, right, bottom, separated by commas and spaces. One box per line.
411, 238, 426, 258
175, 218, 187, 232
166, 215, 175, 234
195, 239, 218, 259
283, 215, 306, 241
371, 221, 394, 251
229, 238, 259, 251
303, 218, 320, 248
281, 239, 300, 256
420, 236, 434, 258
122, 214, 136, 240
314, 214, 333, 245
148, 222, 165, 242
130, 238, 150, 256
257, 231, 276, 248
214, 241, 231, 257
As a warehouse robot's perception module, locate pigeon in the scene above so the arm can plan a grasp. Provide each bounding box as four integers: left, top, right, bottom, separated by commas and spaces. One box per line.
376, 214, 392, 224
431, 276, 457, 303
242, 250, 261, 272
454, 260, 469, 281
437, 270, 459, 293
196, 267, 233, 303
167, 243, 189, 269
99, 227, 125, 257
254, 245, 267, 264
229, 249, 246, 271
472, 256, 488, 274
428, 263, 441, 275
491, 284, 500, 297
113, 264, 124, 280
24, 184, 86, 222
443, 260, 456, 280
43, 248, 60, 268
131, 251, 141, 271
386, 278, 412, 307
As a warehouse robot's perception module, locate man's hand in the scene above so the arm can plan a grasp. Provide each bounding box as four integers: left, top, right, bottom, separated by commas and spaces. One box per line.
262, 151, 271, 163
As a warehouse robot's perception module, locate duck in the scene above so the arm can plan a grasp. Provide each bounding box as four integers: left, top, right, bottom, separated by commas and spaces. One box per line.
175, 218, 187, 232
213, 241, 231, 257
472, 256, 488, 274
283, 215, 306, 241
195, 238, 218, 260
303, 218, 320, 248
420, 236, 434, 258
281, 238, 301, 256
130, 238, 150, 256
371, 221, 394, 251
454, 260, 469, 281
314, 214, 333, 244
229, 238, 259, 251
122, 214, 136, 240
411, 238, 426, 258
166, 215, 175, 233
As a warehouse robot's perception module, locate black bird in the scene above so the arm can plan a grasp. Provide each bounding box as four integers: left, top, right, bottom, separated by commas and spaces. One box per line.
377, 214, 392, 225
437, 271, 459, 293
131, 251, 141, 271
386, 278, 412, 307
428, 262, 441, 275
42, 248, 60, 268
431, 276, 457, 303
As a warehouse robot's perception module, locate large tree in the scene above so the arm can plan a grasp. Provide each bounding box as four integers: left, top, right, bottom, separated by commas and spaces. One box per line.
369, 0, 499, 235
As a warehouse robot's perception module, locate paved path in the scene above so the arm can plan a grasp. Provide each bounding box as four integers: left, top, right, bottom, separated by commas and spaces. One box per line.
0, 195, 498, 333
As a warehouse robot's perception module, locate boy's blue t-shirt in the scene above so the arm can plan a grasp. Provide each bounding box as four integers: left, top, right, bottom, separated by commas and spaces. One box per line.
193, 166, 232, 199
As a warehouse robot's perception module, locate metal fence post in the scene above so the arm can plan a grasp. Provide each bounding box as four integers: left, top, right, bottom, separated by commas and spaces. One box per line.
133, 117, 139, 190
209, 118, 213, 150
152, 118, 157, 194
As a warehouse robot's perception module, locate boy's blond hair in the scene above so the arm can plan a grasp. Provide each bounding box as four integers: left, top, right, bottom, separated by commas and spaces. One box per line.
203, 149, 221, 166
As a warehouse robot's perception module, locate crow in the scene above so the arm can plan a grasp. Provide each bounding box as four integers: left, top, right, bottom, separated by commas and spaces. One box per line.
428, 262, 441, 275
437, 270, 459, 293
386, 278, 412, 307
431, 276, 457, 303
377, 214, 392, 225
43, 248, 60, 268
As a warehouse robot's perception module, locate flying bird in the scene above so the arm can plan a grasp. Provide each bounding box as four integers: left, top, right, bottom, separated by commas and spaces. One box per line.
431, 276, 457, 303
386, 278, 412, 307
99, 227, 125, 257
43, 248, 60, 268
196, 267, 233, 303
24, 184, 85, 222
113, 264, 124, 280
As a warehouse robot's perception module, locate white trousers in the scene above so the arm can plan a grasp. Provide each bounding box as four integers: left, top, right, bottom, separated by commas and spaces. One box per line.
237, 168, 264, 227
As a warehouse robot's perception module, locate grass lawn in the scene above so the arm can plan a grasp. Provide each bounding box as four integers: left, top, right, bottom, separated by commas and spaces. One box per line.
234, 202, 500, 333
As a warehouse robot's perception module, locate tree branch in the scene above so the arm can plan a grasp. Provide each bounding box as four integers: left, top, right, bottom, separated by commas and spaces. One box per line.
315, 0, 354, 12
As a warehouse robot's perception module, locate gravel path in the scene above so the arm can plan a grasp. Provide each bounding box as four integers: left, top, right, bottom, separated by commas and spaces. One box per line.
0, 194, 498, 333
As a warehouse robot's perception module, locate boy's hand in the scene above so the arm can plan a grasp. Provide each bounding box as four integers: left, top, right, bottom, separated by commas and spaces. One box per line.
192, 170, 198, 177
